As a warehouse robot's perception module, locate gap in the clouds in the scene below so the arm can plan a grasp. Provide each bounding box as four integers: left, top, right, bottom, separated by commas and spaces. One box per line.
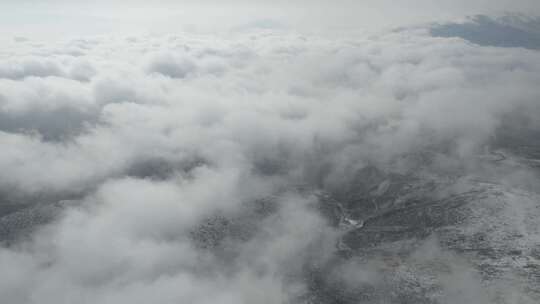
125, 156, 209, 181
0, 189, 87, 245
0, 154, 212, 246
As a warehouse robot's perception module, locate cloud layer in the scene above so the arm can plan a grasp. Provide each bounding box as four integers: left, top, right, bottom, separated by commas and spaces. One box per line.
1, 23, 540, 303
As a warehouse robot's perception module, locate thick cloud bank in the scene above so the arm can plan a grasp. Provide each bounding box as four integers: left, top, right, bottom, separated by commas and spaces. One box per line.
1, 23, 540, 303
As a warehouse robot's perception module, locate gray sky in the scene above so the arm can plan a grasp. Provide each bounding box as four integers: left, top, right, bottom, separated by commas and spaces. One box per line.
2, 0, 540, 36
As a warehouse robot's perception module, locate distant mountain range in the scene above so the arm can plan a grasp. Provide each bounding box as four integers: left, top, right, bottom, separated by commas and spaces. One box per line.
430, 14, 540, 50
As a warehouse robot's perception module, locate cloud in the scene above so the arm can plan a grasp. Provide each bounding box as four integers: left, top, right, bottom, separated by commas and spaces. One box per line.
0, 58, 64, 80
0, 17, 540, 303
146, 52, 197, 79
0, 75, 98, 141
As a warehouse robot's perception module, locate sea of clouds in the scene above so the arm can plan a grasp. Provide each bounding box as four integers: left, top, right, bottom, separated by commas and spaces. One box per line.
1, 23, 540, 303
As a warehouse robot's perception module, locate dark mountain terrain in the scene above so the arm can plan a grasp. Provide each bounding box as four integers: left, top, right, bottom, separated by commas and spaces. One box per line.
2, 145, 540, 303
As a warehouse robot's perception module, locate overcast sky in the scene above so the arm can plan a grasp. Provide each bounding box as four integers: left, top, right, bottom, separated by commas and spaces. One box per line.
2, 0, 540, 37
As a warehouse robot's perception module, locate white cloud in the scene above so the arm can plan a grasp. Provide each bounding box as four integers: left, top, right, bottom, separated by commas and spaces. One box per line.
0, 58, 64, 80
0, 23, 539, 303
